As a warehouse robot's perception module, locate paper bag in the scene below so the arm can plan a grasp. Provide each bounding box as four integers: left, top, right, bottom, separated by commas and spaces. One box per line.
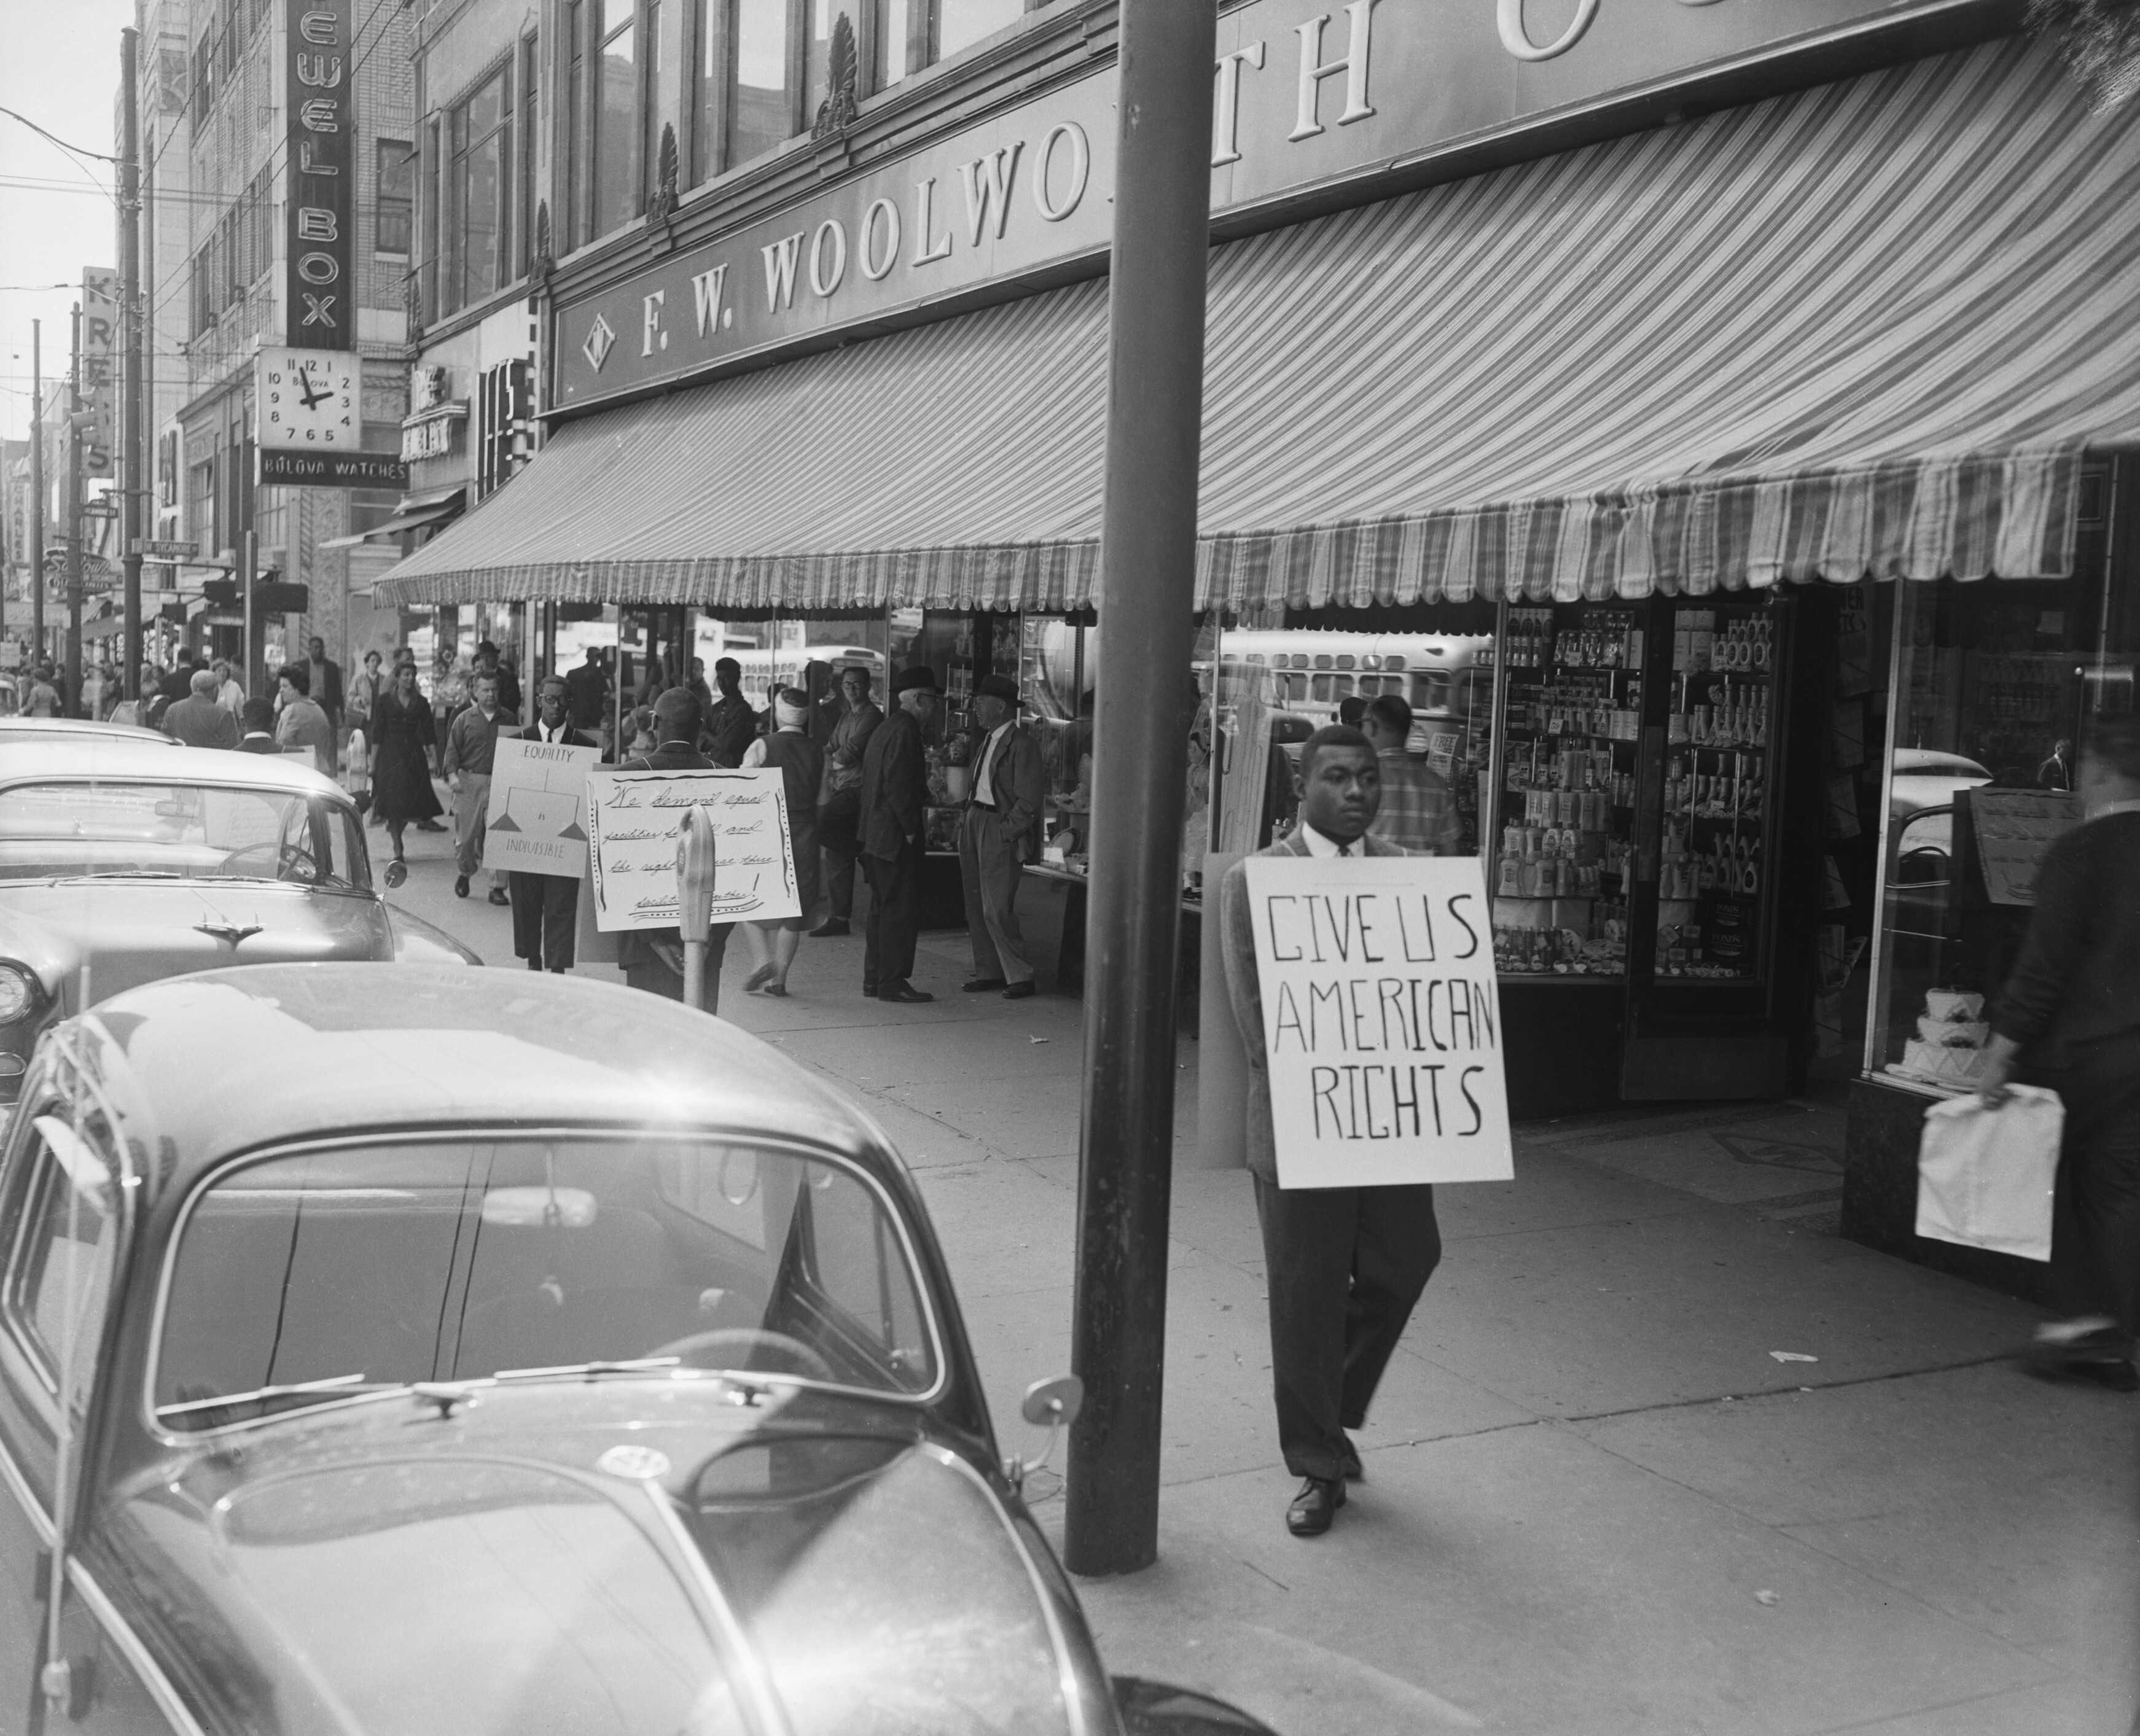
1915, 1086, 2062, 1261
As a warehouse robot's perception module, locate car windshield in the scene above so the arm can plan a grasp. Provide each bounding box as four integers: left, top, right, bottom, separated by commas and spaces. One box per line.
154, 1137, 939, 1431
0, 779, 370, 891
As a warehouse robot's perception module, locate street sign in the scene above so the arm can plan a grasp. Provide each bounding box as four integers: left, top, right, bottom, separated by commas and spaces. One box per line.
139, 539, 198, 560
253, 581, 310, 613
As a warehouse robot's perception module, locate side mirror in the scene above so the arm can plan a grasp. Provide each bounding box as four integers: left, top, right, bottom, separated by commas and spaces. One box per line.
382, 858, 408, 890
1004, 1374, 1083, 1492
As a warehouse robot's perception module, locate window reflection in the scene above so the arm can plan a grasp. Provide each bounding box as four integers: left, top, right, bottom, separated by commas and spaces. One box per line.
937, 0, 1022, 61
730, 0, 795, 166
595, 1, 641, 234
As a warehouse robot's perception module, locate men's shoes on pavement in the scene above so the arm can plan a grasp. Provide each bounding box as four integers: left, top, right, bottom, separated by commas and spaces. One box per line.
416, 819, 446, 832
1286, 1476, 1345, 1537
487, 887, 510, 906
1002, 981, 1036, 1000
453, 875, 471, 898
2021, 1318, 2139, 1391
878, 981, 934, 1004
963, 977, 1007, 993
810, 921, 851, 938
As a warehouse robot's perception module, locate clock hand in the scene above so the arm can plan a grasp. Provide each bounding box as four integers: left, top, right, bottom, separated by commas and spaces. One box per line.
297, 370, 329, 410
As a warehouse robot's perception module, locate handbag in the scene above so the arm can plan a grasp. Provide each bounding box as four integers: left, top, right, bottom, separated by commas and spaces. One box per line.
1915, 1085, 2063, 1262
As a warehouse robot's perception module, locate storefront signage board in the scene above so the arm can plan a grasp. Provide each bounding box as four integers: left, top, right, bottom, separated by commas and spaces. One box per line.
485, 736, 601, 878
284, 0, 354, 352
79, 268, 119, 477
1244, 855, 1513, 1188
554, 0, 1964, 413
257, 450, 408, 488
585, 766, 800, 930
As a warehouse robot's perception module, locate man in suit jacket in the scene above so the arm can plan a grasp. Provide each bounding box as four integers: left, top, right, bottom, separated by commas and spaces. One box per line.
235, 697, 279, 753
1218, 724, 1441, 1539
958, 672, 1047, 999
163, 668, 241, 749
306, 637, 345, 735
615, 687, 736, 1012
857, 666, 938, 1004
509, 674, 598, 974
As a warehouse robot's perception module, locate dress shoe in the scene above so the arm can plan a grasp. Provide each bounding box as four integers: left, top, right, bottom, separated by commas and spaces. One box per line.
453, 875, 470, 898
810, 920, 850, 938
1286, 1476, 1345, 1537
416, 818, 446, 832
487, 887, 510, 906
1001, 980, 1036, 1000
878, 981, 934, 1004
963, 976, 1007, 993
2022, 1320, 2139, 1391
861, 983, 879, 998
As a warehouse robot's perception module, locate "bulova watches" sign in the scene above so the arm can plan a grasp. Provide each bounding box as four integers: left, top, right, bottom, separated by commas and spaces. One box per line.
554, 0, 1966, 411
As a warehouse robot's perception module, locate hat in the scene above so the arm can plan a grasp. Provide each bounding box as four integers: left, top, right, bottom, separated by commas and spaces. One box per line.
892, 666, 942, 696
774, 688, 810, 728
975, 673, 1018, 704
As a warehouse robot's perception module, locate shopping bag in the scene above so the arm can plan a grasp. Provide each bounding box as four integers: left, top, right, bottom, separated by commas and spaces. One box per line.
1915, 1085, 2062, 1261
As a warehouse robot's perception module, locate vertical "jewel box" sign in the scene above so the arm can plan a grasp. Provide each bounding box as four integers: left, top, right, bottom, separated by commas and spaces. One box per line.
286, 0, 354, 351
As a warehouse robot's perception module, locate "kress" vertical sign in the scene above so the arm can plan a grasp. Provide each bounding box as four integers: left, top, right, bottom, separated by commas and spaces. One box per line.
286, 0, 354, 352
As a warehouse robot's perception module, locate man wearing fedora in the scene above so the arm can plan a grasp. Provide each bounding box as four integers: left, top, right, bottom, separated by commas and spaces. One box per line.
959, 672, 1047, 999
858, 665, 940, 1003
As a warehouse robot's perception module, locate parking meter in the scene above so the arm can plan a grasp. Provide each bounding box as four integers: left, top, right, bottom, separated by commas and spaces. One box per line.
677, 805, 718, 1009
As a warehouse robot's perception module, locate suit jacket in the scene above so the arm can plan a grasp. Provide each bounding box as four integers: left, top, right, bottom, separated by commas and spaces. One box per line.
164, 694, 240, 750
859, 707, 926, 859
966, 721, 1046, 860
236, 733, 280, 755
310, 658, 345, 725
1218, 828, 1413, 1185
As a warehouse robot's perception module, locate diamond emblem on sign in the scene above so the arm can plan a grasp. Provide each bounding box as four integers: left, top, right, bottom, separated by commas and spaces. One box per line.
582, 313, 617, 373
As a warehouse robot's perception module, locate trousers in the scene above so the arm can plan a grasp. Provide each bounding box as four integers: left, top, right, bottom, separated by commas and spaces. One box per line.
958, 806, 1031, 984
452, 773, 502, 884
509, 871, 580, 971
861, 835, 924, 989
622, 924, 735, 1016
1252, 1174, 1441, 1482
819, 805, 861, 922
2040, 1033, 2140, 1334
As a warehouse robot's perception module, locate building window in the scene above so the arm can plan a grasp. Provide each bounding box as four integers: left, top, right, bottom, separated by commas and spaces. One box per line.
566, 1, 587, 244
377, 140, 414, 257
443, 69, 512, 314
517, 37, 539, 276
193, 31, 214, 120
934, 0, 1024, 61
158, 432, 179, 510
187, 456, 217, 555
727, 0, 798, 169
593, 0, 642, 236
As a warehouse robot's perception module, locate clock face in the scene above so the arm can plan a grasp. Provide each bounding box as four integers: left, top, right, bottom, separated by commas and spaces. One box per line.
256, 348, 357, 450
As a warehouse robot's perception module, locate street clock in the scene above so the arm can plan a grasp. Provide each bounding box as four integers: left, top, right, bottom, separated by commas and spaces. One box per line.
256, 349, 357, 450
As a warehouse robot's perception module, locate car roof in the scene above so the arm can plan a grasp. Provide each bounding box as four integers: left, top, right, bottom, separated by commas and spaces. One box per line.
66, 963, 885, 1193
0, 736, 346, 796
1891, 749, 1991, 778
0, 717, 171, 745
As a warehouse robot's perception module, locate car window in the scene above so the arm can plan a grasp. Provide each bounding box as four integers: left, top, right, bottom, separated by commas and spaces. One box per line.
154, 1138, 941, 1431
0, 780, 369, 891
5, 1116, 120, 1407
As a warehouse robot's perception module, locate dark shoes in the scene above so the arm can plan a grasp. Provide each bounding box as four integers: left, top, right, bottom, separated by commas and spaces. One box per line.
415, 818, 446, 832
861, 983, 878, 997
963, 976, 1007, 993
1002, 980, 1036, 1000
2021, 1320, 2139, 1392
878, 980, 934, 1004
1286, 1476, 1346, 1537
810, 920, 851, 938
486, 887, 510, 906
453, 875, 470, 898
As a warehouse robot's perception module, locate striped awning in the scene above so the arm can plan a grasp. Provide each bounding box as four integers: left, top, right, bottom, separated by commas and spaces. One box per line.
378, 37, 2140, 615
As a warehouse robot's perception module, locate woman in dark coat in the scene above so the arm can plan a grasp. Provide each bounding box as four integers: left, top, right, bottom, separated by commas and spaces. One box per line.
740, 688, 824, 996
368, 661, 445, 860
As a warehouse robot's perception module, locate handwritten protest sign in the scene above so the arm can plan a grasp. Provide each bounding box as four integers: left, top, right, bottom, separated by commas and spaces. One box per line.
1244, 855, 1512, 1188
485, 736, 600, 878
585, 768, 799, 932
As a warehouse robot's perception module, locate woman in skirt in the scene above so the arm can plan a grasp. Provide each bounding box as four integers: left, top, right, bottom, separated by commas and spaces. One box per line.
368, 661, 445, 861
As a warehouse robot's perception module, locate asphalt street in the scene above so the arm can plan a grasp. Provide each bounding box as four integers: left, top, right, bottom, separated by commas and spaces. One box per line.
385, 814, 2140, 1736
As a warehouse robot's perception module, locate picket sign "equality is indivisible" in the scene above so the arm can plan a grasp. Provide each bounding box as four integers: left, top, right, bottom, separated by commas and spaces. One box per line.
1244, 855, 1514, 1189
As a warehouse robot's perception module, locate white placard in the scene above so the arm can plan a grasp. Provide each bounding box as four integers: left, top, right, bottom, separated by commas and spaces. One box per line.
1244, 855, 1513, 1188
585, 768, 799, 932
485, 736, 601, 878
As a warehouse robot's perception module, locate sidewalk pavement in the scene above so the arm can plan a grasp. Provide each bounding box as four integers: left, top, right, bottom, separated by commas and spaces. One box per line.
386, 826, 2140, 1736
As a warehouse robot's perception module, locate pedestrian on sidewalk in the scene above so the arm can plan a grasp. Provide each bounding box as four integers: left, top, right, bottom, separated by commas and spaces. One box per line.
509, 674, 595, 972
369, 662, 443, 860
740, 688, 823, 997
235, 697, 279, 754
705, 658, 760, 768
442, 671, 511, 905
615, 688, 735, 1011
858, 667, 938, 1005
1219, 723, 1437, 1538
813, 665, 883, 938
958, 673, 1045, 1000
1979, 713, 2140, 1392
164, 668, 240, 749
274, 664, 336, 777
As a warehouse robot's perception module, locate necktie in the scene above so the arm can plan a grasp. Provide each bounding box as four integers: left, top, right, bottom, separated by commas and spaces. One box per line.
1338, 842, 1353, 856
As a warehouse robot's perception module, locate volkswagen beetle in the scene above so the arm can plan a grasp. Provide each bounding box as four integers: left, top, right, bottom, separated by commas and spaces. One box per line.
0, 964, 1273, 1736
0, 738, 476, 1101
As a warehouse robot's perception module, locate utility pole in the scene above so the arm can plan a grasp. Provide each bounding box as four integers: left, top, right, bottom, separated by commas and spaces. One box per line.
120, 26, 144, 703
66, 303, 83, 719
28, 321, 42, 669
1063, 0, 1218, 1578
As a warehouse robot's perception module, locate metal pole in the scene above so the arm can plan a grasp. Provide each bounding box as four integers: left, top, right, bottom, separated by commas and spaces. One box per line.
242, 530, 257, 698
66, 303, 84, 719
1063, 0, 1217, 1578
28, 321, 42, 669
120, 27, 144, 703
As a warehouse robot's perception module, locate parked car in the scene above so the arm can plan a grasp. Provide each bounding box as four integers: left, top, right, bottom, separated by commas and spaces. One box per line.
0, 964, 1273, 1735
1886, 748, 1993, 863
0, 739, 475, 1102
0, 714, 173, 747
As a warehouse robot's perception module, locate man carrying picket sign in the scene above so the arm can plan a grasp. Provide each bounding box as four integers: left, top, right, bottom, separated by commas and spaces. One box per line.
1217, 723, 1442, 1538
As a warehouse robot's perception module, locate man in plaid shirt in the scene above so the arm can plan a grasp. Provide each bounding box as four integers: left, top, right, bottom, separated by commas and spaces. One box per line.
1363, 694, 1462, 855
